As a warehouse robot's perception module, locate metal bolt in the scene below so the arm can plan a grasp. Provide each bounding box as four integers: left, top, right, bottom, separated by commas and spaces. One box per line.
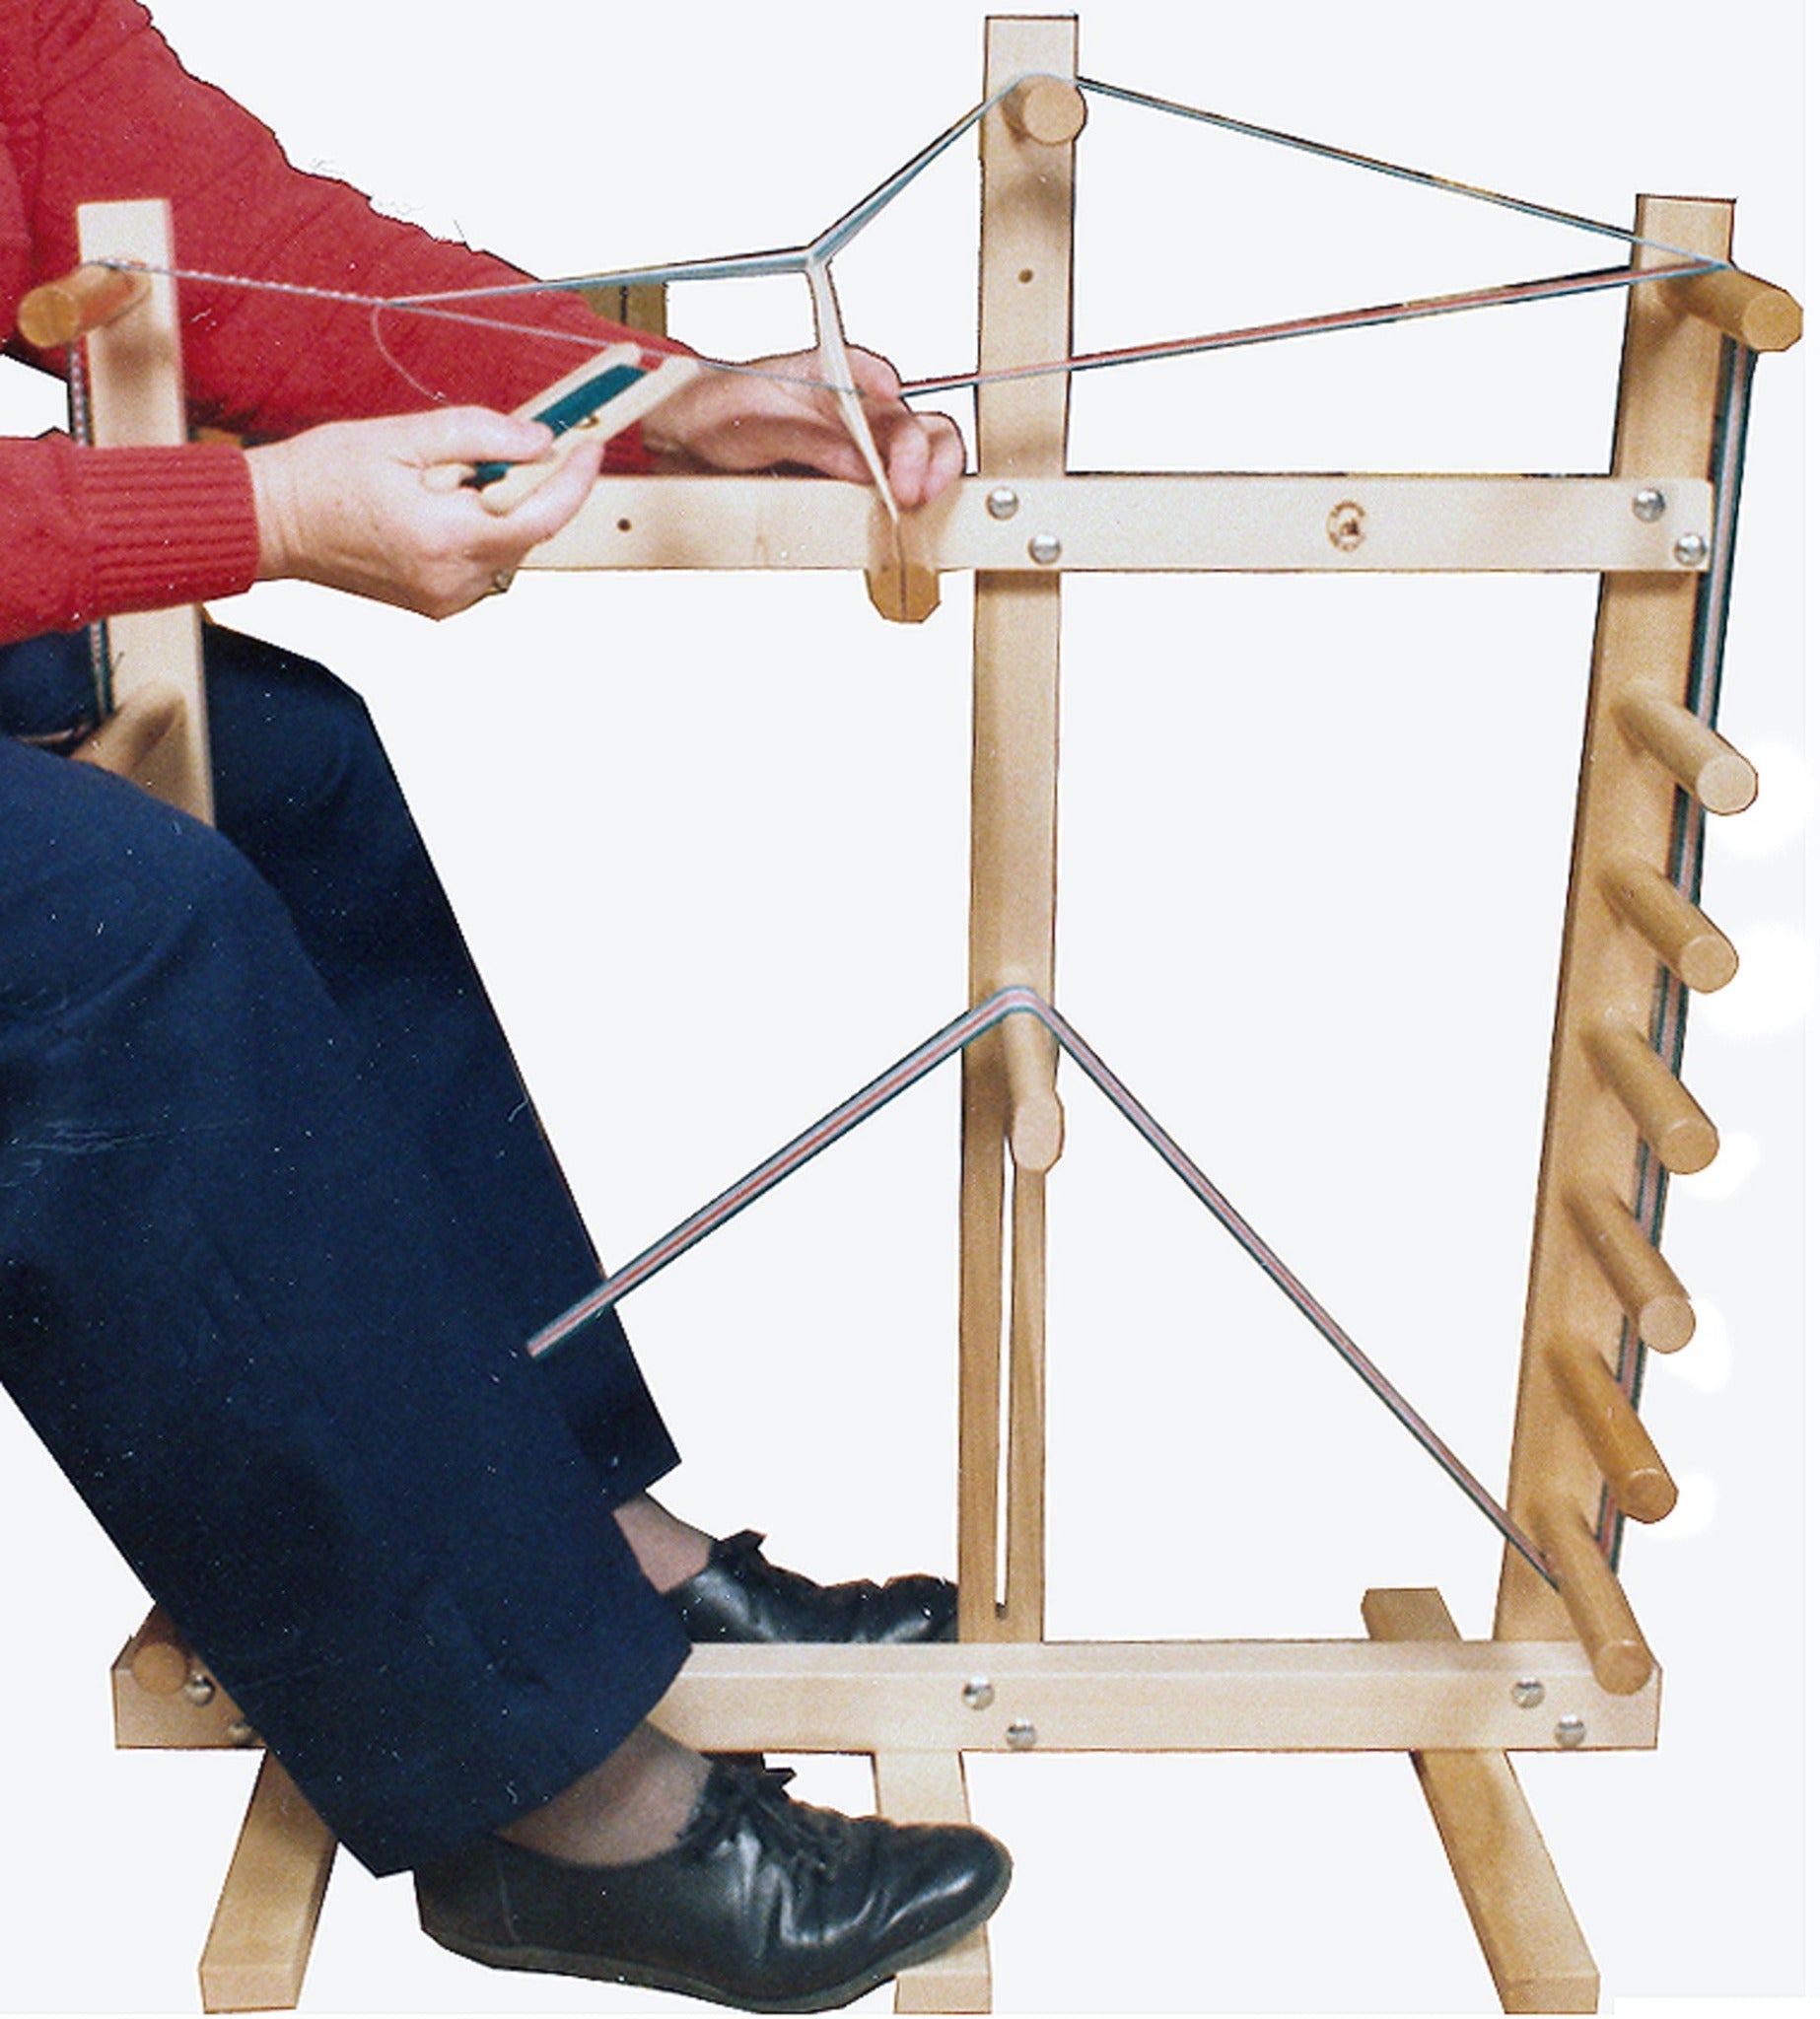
1006, 1718, 1038, 1751
1511, 1678, 1545, 1710
1554, 1715, 1587, 1750
1632, 487, 1667, 522
226, 1720, 257, 1748
986, 485, 1020, 522
1026, 532, 1062, 566
1674, 531, 1710, 568
1326, 500, 1366, 552
962, 1676, 996, 1711
181, 1673, 217, 1706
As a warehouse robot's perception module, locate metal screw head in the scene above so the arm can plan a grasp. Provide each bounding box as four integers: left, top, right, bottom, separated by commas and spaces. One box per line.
986, 485, 1020, 522
1554, 1715, 1587, 1749
1326, 501, 1366, 552
1006, 1718, 1038, 1751
1674, 531, 1711, 567
1511, 1678, 1546, 1710
962, 1676, 996, 1711
1027, 532, 1062, 566
1632, 487, 1667, 522
226, 1719, 257, 1748
180, 1673, 217, 1706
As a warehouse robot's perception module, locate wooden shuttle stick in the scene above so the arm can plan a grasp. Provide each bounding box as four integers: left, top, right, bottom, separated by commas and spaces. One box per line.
1615, 684, 1758, 813
1532, 1498, 1656, 1696
16, 261, 150, 346
1566, 1182, 1696, 1353
425, 343, 700, 515
1601, 854, 1738, 992
1547, 1343, 1677, 1524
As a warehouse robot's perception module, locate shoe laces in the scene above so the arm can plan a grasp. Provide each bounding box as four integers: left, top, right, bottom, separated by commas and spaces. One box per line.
680, 1763, 844, 1878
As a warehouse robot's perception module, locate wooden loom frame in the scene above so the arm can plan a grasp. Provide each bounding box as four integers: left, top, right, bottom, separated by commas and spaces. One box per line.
36, 12, 1801, 2012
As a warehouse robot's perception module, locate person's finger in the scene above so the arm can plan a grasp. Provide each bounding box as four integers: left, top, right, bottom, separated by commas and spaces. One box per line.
402, 405, 554, 469
482, 431, 607, 549
879, 409, 932, 510
921, 414, 967, 503
843, 347, 904, 402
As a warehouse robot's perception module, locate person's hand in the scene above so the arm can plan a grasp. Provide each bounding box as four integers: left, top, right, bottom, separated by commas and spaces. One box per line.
245, 407, 603, 618
643, 347, 963, 510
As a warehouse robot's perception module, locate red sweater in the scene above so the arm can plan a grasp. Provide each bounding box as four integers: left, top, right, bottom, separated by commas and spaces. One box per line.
0, 0, 665, 642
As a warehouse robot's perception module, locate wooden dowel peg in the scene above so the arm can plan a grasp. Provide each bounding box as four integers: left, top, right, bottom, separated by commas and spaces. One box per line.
127, 1604, 192, 1697
1546, 1342, 1678, 1524
1003, 76, 1087, 146
1532, 1498, 1655, 1696
16, 261, 150, 347
1001, 1011, 1064, 1172
1566, 1181, 1695, 1353
1665, 267, 1803, 353
1601, 854, 1738, 992
1615, 685, 1757, 814
1584, 1014, 1718, 1174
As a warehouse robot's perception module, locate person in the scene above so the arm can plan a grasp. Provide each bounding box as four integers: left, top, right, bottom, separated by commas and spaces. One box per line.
0, 0, 1009, 2008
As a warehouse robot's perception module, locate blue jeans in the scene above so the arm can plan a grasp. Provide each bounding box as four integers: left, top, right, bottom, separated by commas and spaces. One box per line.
0, 627, 688, 1873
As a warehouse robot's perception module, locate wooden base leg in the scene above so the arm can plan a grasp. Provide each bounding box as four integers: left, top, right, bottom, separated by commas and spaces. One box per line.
198, 1757, 337, 2013
874, 1751, 992, 2014
1364, 1590, 1598, 2015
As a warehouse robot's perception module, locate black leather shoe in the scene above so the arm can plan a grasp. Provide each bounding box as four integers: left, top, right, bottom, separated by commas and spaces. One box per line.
415, 1762, 1011, 2012
672, 1531, 957, 1644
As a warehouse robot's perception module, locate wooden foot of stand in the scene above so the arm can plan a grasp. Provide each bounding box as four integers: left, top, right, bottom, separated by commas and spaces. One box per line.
875, 1752, 992, 2013
198, 1757, 337, 2013
1365, 1590, 1597, 2015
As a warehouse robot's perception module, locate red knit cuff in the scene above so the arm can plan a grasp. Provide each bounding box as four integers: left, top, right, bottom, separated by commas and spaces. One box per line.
71, 442, 262, 616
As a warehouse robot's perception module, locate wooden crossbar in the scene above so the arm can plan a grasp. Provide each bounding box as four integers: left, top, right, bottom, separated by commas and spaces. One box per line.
525, 470, 1715, 575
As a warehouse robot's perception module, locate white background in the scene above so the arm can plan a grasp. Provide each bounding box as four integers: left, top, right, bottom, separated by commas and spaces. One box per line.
0, 2, 1806, 2013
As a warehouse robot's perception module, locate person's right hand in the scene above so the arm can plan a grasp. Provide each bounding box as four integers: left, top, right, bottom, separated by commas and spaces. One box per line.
245, 406, 604, 618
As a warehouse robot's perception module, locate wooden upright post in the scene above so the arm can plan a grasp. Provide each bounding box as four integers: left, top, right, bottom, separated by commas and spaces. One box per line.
1495, 199, 1743, 1654
60, 199, 338, 2013
957, 14, 1083, 1643
74, 200, 213, 823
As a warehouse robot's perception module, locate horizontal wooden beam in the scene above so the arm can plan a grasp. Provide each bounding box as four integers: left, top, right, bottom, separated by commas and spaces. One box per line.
647, 1640, 1658, 1755
113, 1636, 1660, 1757
525, 473, 1715, 577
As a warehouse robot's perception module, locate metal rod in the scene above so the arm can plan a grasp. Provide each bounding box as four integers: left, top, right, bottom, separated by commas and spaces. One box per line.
527, 988, 1552, 1582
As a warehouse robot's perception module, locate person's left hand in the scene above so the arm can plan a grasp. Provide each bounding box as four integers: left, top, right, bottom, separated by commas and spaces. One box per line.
643, 347, 963, 510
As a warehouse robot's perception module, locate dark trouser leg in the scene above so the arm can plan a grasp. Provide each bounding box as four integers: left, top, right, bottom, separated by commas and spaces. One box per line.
0, 670, 686, 1874
203, 626, 674, 1489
